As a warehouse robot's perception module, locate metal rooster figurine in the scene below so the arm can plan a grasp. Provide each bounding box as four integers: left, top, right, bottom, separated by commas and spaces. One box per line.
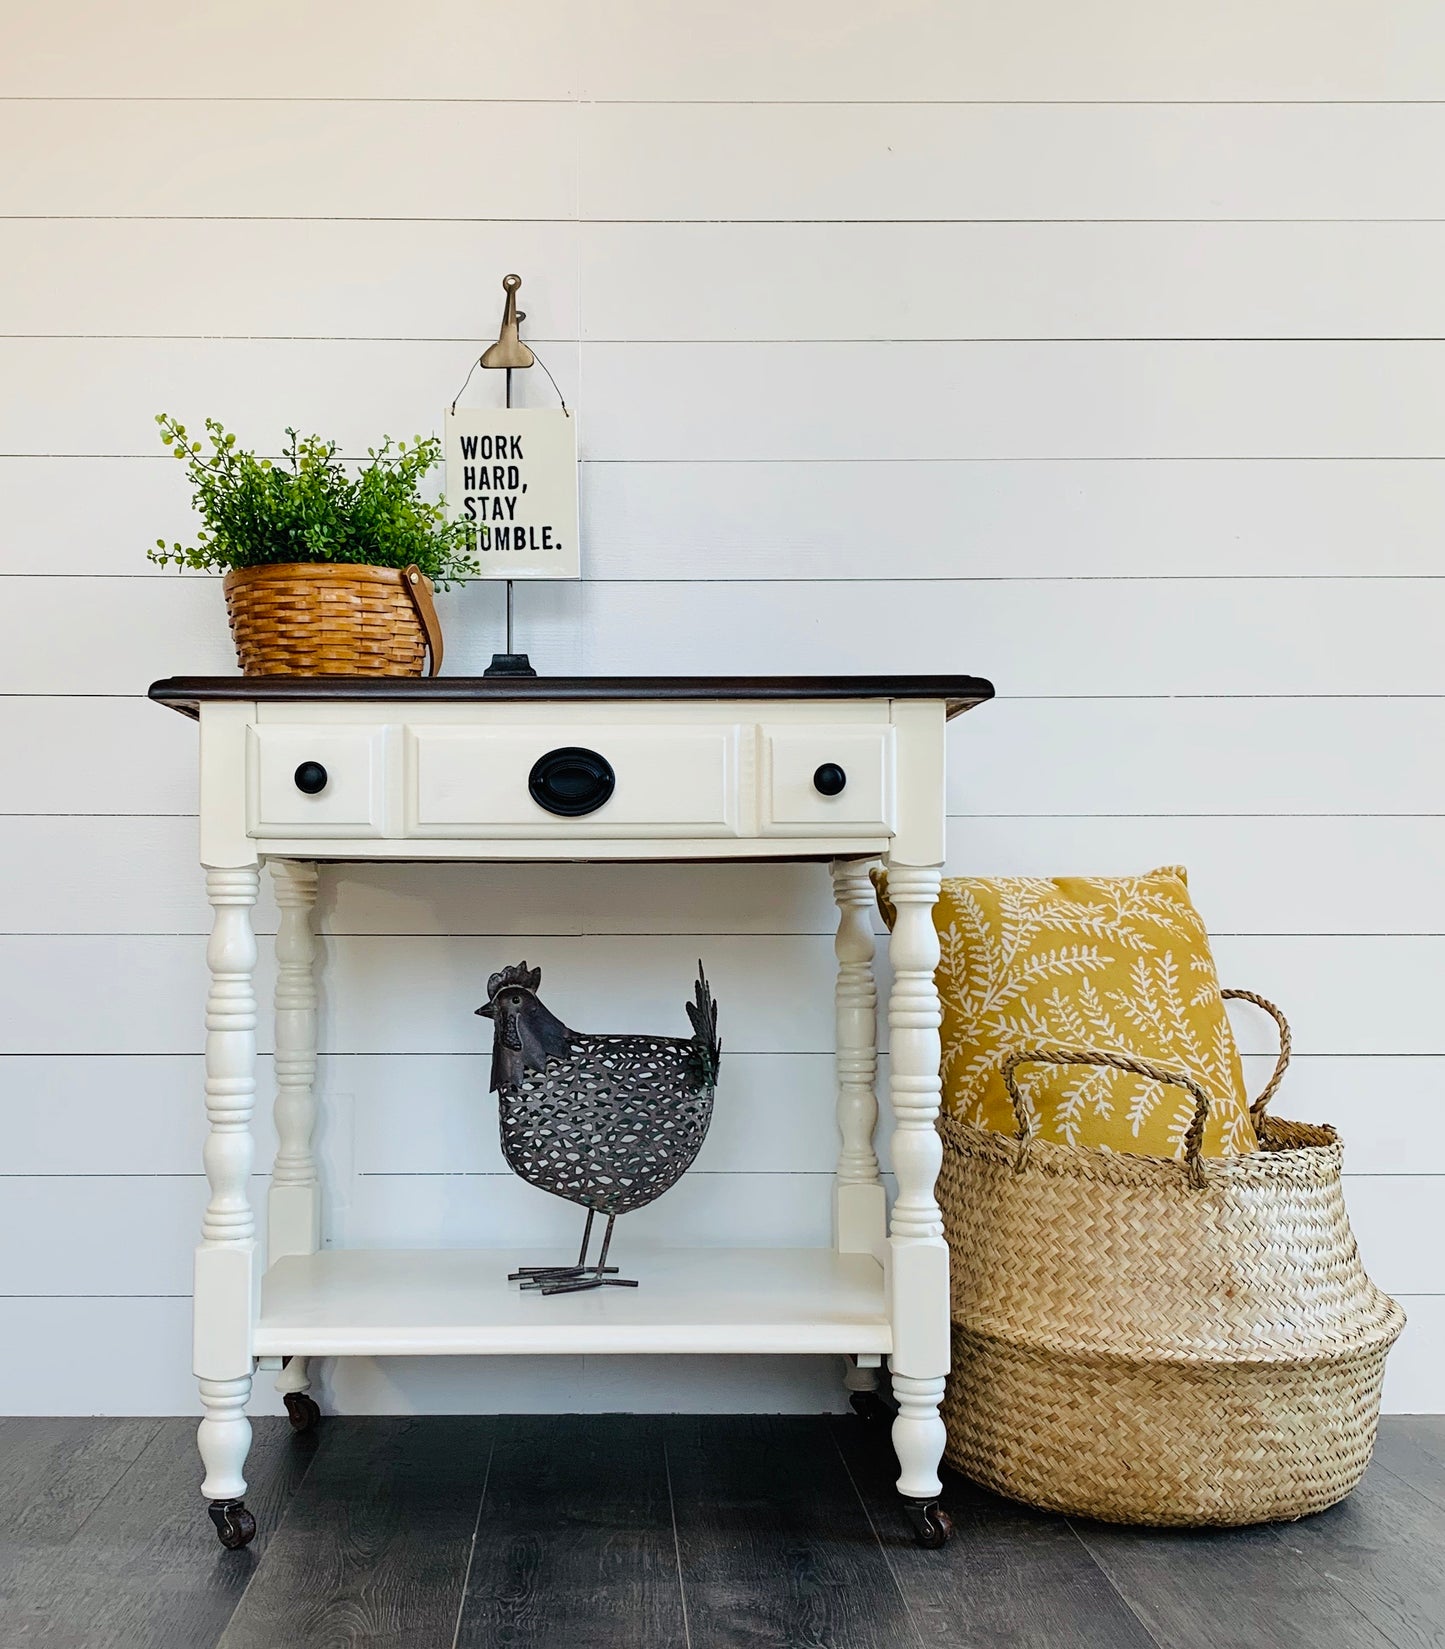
476, 962, 721, 1294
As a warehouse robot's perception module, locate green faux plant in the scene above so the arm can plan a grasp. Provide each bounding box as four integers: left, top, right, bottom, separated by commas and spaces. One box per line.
149, 415, 483, 588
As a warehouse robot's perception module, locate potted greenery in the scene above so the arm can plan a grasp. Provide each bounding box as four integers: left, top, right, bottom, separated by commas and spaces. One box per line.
151, 415, 481, 676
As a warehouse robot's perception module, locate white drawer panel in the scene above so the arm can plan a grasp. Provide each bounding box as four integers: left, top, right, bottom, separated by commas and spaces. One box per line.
405, 725, 745, 837
247, 725, 389, 838
762, 726, 895, 836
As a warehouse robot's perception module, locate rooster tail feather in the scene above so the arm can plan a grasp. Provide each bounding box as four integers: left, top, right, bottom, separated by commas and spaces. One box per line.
685, 961, 721, 1086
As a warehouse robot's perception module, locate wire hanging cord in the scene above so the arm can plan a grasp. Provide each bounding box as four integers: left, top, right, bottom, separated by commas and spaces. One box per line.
450, 344, 569, 416
530, 347, 570, 416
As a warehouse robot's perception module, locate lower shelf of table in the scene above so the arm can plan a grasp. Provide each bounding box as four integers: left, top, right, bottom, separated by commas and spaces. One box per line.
253, 1246, 892, 1359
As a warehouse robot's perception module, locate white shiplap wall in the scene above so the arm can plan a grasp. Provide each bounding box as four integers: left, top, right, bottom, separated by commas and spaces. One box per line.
2, 1, 1442, 1417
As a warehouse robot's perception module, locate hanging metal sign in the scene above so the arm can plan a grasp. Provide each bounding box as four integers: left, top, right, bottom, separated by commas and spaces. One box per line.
445, 405, 579, 581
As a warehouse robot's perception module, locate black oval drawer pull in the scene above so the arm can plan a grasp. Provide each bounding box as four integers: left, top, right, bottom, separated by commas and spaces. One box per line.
813, 762, 847, 797
529, 747, 616, 817
294, 761, 329, 795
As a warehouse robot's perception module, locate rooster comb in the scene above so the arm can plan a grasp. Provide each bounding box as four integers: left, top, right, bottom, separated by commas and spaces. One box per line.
486, 962, 542, 1000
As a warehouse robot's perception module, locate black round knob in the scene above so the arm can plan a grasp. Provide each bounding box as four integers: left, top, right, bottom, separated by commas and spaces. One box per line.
528, 747, 616, 817
293, 761, 329, 796
813, 762, 847, 797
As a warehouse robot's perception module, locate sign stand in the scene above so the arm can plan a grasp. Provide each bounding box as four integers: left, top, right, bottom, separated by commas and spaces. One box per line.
481, 274, 534, 676
446, 273, 580, 678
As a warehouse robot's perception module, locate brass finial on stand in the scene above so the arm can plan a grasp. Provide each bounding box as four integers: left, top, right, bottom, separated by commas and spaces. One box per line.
479, 274, 537, 678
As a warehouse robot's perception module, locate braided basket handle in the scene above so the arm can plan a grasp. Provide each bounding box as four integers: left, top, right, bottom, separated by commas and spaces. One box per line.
1000, 1048, 1215, 1188
402, 565, 444, 677
1221, 988, 1292, 1118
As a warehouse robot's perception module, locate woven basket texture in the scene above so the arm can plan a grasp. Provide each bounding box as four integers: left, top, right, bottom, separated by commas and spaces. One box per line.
223, 563, 432, 676
939, 1110, 1405, 1525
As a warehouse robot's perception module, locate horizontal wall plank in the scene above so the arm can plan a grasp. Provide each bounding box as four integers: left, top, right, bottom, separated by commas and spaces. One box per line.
0, 1299, 231, 1416
3, 1164, 1424, 1297
575, 1, 1445, 104
582, 221, 1445, 341
0, 101, 579, 218
10, 101, 1445, 224
583, 340, 1445, 461
348, 1052, 859, 1177
580, 102, 1445, 222
11, 455, 1445, 581
2, 1052, 862, 1176
1206, 936, 1445, 1056
4, 220, 581, 341
1264, 1058, 1445, 1177
0, 934, 838, 1055
6, 696, 1442, 820
7, 1051, 1435, 1180
338, 1167, 843, 1255
20, 1057, 868, 1181
0, 816, 253, 933
0, 816, 843, 936
4, 1055, 273, 1174
0, 338, 580, 459
0, 1175, 210, 1295
9, 574, 1445, 698
350, 1052, 1435, 1181
6, 1, 1444, 102
477, 577, 1444, 696
953, 698, 1445, 817
2, 932, 1441, 1056
946, 816, 1445, 936
0, 1170, 849, 1295
1345, 1178, 1445, 1297
0, 698, 196, 815
11, 338, 1445, 462
0, 0, 579, 100
0, 458, 198, 577
578, 457, 1445, 582
6, 813, 1445, 940
321, 936, 838, 1056
17, 220, 1445, 342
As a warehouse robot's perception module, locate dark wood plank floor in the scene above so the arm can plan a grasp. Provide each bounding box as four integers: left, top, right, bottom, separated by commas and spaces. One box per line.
2, 1414, 1443, 1649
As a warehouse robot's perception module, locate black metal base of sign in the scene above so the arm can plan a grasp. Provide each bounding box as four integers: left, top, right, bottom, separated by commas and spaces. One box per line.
483, 653, 538, 677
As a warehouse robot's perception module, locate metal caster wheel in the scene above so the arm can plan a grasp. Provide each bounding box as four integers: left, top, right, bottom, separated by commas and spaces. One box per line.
849, 1390, 896, 1426
208, 1499, 257, 1550
284, 1391, 322, 1433
905, 1499, 954, 1549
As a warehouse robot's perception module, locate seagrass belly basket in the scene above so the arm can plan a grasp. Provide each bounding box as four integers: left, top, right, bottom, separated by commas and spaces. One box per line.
938, 995, 1405, 1526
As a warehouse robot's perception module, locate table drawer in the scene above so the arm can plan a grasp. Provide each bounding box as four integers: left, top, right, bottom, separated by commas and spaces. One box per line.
404, 724, 745, 837
247, 725, 389, 838
761, 726, 895, 836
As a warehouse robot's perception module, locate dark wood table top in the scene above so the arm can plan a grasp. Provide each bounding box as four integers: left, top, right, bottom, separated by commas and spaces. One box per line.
148, 673, 996, 720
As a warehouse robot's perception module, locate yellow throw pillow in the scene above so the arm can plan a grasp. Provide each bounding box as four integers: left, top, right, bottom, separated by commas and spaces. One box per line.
877, 866, 1256, 1159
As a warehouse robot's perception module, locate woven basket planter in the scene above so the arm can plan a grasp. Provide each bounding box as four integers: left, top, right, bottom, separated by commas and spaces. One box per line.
938, 996, 1404, 1526
223, 562, 443, 677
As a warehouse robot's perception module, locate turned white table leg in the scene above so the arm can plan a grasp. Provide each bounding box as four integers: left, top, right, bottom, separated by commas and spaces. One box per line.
831, 858, 885, 1257
195, 865, 260, 1548
884, 860, 951, 1529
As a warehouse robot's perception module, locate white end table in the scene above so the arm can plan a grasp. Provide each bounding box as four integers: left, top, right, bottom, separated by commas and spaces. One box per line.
150, 672, 994, 1549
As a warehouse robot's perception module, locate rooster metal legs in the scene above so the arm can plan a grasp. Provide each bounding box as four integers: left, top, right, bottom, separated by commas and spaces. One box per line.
509, 1210, 641, 1295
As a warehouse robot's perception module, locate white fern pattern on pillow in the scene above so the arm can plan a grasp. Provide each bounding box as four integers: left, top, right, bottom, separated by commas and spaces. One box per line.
932, 869, 1254, 1160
